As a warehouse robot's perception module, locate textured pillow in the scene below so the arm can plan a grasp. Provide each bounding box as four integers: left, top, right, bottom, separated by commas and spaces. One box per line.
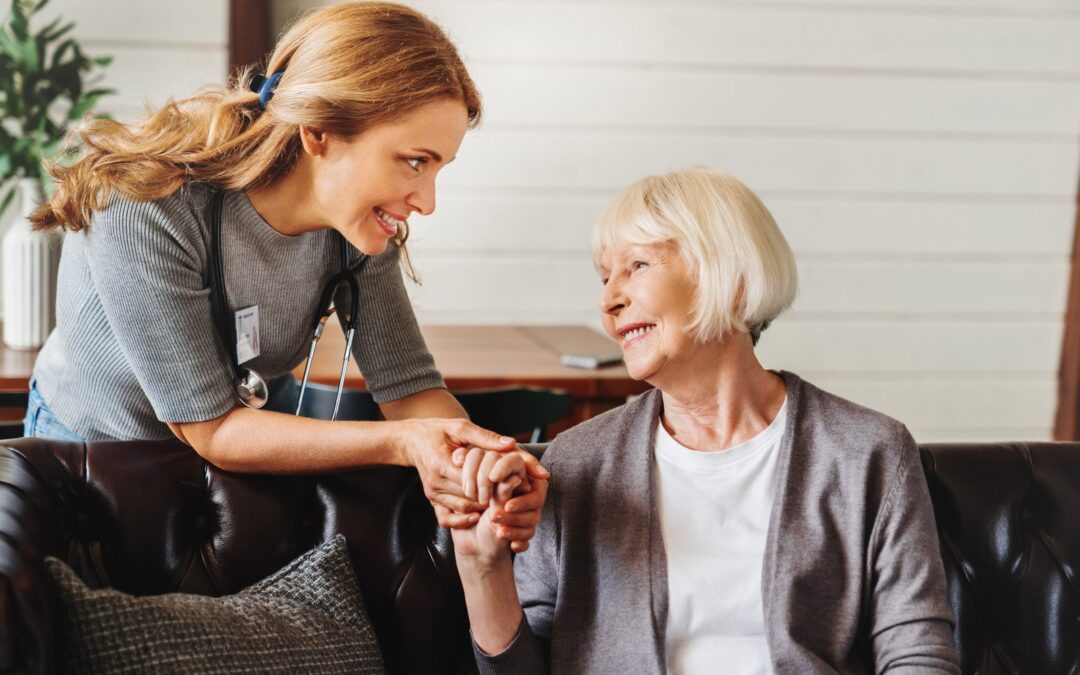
45, 534, 385, 674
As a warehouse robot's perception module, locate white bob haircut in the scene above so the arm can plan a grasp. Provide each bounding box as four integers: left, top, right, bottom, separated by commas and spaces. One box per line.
592, 168, 798, 345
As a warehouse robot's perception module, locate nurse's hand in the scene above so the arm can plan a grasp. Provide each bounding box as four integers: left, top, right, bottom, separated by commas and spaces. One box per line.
396, 418, 548, 524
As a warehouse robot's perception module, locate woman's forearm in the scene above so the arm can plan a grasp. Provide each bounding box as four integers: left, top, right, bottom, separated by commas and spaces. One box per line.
185, 406, 407, 473
381, 387, 467, 420
457, 553, 527, 656
172, 388, 470, 474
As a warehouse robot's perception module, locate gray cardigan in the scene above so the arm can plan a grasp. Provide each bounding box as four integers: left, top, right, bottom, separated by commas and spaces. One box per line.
475, 371, 959, 674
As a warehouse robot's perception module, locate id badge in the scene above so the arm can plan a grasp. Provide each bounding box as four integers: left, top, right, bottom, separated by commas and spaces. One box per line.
234, 305, 261, 365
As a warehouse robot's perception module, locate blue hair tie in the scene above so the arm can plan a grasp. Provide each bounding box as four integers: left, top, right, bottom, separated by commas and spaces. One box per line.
250, 71, 284, 109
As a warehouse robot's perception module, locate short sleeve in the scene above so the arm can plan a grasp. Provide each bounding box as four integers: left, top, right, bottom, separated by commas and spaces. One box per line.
82, 192, 236, 424
344, 243, 445, 403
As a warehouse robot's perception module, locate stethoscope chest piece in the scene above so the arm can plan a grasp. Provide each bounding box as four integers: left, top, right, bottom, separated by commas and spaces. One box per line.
236, 368, 269, 409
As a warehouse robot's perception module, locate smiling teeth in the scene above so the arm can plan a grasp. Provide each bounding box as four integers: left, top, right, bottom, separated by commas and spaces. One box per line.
375, 207, 406, 229
624, 326, 653, 341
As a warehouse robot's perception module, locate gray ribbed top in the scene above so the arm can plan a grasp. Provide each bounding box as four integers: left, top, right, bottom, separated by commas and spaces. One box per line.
32, 183, 444, 441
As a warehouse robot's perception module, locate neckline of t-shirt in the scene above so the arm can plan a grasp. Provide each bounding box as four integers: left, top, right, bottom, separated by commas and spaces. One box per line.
228, 189, 316, 246
654, 396, 788, 470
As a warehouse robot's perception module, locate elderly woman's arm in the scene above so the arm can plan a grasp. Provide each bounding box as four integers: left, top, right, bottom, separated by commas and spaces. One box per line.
452, 449, 555, 675
867, 428, 960, 673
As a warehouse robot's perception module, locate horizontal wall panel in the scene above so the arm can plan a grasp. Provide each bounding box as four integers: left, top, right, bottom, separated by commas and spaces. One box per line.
802, 377, 1056, 430
46, 0, 227, 47
473, 64, 1080, 137
413, 1, 1080, 76
83, 44, 229, 121
797, 260, 1070, 314
757, 318, 1064, 374
447, 130, 1078, 198
403, 255, 1071, 317
411, 194, 1076, 257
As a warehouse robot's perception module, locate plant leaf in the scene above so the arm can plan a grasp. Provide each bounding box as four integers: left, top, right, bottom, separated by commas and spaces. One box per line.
33, 15, 60, 41
22, 35, 37, 71
9, 1, 28, 41
68, 92, 98, 119
39, 21, 72, 46
0, 27, 20, 60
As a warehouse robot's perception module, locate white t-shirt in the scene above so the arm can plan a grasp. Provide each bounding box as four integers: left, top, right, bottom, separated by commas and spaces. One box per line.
655, 397, 788, 675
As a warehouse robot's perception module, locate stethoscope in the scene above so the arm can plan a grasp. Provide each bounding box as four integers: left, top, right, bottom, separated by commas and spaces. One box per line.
209, 188, 362, 419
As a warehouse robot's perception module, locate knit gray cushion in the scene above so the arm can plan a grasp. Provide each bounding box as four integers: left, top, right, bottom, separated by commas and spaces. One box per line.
45, 535, 385, 674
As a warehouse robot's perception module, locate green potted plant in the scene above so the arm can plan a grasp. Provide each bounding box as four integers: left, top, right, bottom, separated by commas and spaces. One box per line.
0, 0, 112, 215
0, 0, 112, 348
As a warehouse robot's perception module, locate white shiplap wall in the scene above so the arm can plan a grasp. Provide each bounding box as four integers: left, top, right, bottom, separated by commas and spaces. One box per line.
18, 1, 1076, 442
273, 0, 1080, 442
44, 0, 230, 121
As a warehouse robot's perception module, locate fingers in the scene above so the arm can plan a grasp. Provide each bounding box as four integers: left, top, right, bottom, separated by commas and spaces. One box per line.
492, 524, 535, 542
505, 477, 548, 515
461, 446, 483, 500
516, 447, 551, 480
460, 448, 528, 505
491, 508, 537, 530
434, 504, 481, 529
452, 446, 467, 467
476, 451, 500, 505
510, 540, 531, 554
490, 453, 528, 485
495, 475, 524, 503
431, 491, 484, 515
456, 421, 516, 452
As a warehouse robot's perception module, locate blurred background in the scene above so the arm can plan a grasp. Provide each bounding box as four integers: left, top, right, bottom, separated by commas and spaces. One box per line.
8, 0, 1080, 442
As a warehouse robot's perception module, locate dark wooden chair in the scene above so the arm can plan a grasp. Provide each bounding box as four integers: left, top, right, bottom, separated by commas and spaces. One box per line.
0, 390, 28, 439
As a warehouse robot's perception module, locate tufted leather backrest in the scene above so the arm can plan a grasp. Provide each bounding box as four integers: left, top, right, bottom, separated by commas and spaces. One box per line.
920, 442, 1080, 674
1, 438, 1078, 674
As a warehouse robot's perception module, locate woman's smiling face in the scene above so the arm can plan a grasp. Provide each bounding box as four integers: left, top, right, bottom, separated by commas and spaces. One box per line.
598, 241, 701, 386
308, 97, 469, 255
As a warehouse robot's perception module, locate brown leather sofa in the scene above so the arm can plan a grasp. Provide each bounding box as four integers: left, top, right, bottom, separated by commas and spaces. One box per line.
0, 437, 1077, 674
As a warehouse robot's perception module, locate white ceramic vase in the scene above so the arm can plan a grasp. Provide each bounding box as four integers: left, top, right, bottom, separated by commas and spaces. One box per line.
2, 178, 62, 350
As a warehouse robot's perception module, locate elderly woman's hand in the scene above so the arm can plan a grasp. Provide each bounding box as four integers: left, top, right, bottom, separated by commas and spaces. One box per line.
448, 447, 537, 564
447, 446, 549, 553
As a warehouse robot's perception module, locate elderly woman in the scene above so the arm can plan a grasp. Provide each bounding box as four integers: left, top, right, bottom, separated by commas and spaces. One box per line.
451, 168, 959, 674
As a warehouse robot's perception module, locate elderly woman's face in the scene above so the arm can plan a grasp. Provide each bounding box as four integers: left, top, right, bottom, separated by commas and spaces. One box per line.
597, 241, 697, 383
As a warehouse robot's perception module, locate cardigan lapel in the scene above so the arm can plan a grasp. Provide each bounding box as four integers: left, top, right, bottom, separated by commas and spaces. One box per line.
636, 390, 669, 673
761, 371, 806, 667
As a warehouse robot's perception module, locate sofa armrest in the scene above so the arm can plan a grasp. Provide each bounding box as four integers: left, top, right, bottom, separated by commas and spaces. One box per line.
0, 439, 80, 674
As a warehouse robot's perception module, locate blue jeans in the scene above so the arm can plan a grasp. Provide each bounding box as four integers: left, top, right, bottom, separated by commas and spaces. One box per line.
24, 379, 83, 441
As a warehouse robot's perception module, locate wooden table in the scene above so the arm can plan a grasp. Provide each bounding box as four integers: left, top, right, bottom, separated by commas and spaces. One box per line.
292, 320, 649, 430
0, 322, 647, 431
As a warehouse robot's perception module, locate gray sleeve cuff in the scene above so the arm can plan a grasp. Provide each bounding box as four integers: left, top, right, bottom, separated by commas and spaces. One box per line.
472, 614, 548, 675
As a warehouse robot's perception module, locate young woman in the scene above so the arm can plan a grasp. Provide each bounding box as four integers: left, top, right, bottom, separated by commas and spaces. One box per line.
27, 2, 547, 545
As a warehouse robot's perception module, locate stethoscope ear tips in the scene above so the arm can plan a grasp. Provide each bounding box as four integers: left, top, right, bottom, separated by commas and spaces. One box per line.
236, 368, 269, 409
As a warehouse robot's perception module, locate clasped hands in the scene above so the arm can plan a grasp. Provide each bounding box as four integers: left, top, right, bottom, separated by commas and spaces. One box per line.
446, 445, 542, 564
396, 418, 548, 559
